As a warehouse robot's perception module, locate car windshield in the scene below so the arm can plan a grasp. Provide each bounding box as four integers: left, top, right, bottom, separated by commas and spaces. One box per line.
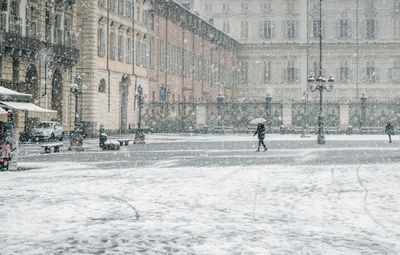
35, 123, 53, 129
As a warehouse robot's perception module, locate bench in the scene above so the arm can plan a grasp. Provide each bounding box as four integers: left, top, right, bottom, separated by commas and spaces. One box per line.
117, 139, 131, 146
41, 143, 63, 153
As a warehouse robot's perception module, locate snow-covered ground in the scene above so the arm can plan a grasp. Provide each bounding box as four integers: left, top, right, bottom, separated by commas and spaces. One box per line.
1, 135, 400, 254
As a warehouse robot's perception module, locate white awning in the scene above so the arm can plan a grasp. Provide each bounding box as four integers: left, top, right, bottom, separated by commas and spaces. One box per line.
0, 101, 56, 113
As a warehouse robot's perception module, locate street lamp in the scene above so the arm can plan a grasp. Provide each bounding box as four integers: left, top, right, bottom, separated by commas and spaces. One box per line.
265, 94, 272, 129
134, 84, 146, 144
217, 91, 225, 127
301, 91, 311, 138
68, 73, 86, 151
308, 74, 334, 144
360, 92, 367, 129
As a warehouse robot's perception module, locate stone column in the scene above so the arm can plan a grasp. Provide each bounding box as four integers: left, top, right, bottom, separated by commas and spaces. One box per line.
339, 104, 350, 130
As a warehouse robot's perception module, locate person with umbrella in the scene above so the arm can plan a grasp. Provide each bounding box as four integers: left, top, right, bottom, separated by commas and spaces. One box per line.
251, 118, 268, 152
385, 121, 395, 143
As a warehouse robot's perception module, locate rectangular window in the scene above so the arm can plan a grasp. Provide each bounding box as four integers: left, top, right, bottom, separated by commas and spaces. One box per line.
260, 0, 271, 10
263, 61, 271, 82
150, 37, 155, 69
241, 21, 249, 38
205, 3, 212, 11
171, 45, 176, 74
366, 19, 377, 39
98, 27, 105, 57
160, 40, 165, 72
110, 32, 116, 60
126, 1, 132, 18
391, 60, 400, 82
118, 35, 124, 61
339, 61, 349, 81
241, 1, 249, 10
366, 0, 375, 9
136, 6, 141, 23
287, 0, 296, 10
262, 21, 272, 39
313, 20, 321, 38
394, 18, 400, 37
54, 14, 63, 44
287, 61, 296, 82
240, 61, 248, 83
223, 21, 230, 34
151, 13, 155, 30
143, 10, 148, 25
136, 41, 140, 65
111, 0, 116, 12
126, 38, 132, 63
177, 47, 183, 76
366, 61, 376, 81
98, 0, 105, 7
142, 42, 147, 67
166, 42, 170, 73
286, 20, 297, 38
339, 19, 349, 38
118, 0, 124, 15
395, 0, 400, 9
222, 3, 230, 11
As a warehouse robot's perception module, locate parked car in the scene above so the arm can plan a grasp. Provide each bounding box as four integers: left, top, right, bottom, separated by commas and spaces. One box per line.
31, 121, 63, 141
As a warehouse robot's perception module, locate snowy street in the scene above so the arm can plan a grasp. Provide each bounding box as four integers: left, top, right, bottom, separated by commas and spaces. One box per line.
1, 134, 400, 254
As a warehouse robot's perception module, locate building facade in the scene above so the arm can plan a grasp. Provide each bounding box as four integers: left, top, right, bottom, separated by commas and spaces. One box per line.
0, 0, 79, 132
76, 0, 240, 135
194, 0, 400, 128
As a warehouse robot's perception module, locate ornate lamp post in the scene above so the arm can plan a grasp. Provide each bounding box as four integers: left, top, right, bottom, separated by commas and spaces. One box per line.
134, 84, 146, 144
265, 94, 272, 129
301, 91, 311, 138
360, 92, 367, 129
308, 74, 334, 144
68, 74, 86, 151
217, 91, 225, 128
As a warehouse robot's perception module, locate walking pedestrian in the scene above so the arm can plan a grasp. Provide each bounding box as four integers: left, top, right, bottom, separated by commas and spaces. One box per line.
385, 121, 395, 143
254, 123, 267, 152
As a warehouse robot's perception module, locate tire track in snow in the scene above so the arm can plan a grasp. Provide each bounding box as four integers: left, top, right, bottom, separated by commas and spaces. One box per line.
252, 171, 263, 219
356, 165, 396, 237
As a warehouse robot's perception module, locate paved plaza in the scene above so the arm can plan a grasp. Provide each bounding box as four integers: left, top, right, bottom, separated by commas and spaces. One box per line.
1, 134, 399, 254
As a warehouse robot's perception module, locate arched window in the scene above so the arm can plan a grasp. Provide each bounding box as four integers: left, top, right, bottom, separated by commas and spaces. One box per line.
98, 79, 106, 93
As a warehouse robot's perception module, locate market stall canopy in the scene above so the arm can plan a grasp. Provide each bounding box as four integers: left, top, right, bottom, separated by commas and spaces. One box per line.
0, 86, 32, 102
0, 101, 56, 113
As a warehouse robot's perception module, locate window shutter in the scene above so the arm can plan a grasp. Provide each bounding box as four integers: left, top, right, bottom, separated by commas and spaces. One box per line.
295, 20, 299, 38
336, 20, 340, 38
360, 20, 366, 39
283, 21, 287, 38
348, 20, 352, 38
322, 20, 326, 38
349, 68, 353, 81
271, 21, 276, 38
375, 67, 379, 81
374, 20, 378, 38
361, 67, 366, 81
389, 68, 393, 81
336, 68, 340, 82
259, 21, 264, 38
295, 68, 299, 81
282, 68, 287, 82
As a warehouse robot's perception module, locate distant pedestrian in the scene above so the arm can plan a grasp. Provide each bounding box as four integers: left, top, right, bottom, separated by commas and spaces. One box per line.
385, 121, 395, 143
254, 123, 267, 152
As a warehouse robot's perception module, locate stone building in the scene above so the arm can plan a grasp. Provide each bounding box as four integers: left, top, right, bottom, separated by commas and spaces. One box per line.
0, 0, 79, 132
194, 0, 400, 129
76, 0, 240, 135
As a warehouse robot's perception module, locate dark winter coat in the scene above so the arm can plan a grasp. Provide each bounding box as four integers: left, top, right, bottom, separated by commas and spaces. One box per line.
385, 122, 395, 135
254, 124, 266, 140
